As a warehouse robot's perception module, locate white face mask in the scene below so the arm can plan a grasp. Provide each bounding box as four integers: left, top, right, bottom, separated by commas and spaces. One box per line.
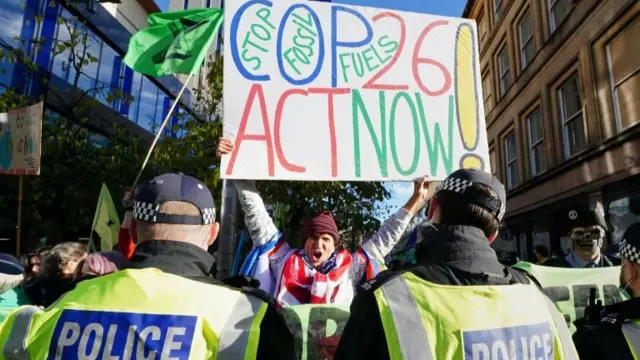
572, 226, 604, 253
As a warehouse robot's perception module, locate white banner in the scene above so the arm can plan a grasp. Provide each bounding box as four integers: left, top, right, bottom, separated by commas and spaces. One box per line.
0, 102, 44, 175
222, 0, 488, 181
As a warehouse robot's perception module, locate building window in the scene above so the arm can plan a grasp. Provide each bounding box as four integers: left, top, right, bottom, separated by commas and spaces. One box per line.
478, 12, 488, 52
518, 10, 536, 70
498, 46, 511, 97
548, 0, 572, 33
183, 0, 189, 9
494, 0, 505, 23
526, 108, 546, 176
482, 72, 493, 115
504, 132, 518, 189
606, 18, 640, 131
489, 148, 498, 177
608, 192, 640, 244
558, 75, 586, 158
206, 0, 212, 7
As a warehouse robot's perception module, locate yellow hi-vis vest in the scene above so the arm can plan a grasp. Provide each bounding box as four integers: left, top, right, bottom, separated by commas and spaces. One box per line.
622, 320, 640, 359
0, 268, 268, 360
374, 272, 578, 360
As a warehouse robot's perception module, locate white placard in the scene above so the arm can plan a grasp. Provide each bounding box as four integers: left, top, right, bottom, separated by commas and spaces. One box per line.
222, 0, 488, 181
0, 102, 43, 176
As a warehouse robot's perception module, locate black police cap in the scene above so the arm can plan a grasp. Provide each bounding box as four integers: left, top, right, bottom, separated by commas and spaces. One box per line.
436, 168, 507, 221
133, 173, 216, 225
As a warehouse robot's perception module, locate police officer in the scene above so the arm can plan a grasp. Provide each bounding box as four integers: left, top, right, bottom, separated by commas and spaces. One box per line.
334, 169, 577, 360
0, 173, 295, 360
573, 223, 640, 360
547, 207, 618, 268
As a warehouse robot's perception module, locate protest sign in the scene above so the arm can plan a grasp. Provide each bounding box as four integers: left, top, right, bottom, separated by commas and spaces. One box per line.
513, 262, 628, 333
280, 304, 351, 360
222, 0, 487, 181
0, 102, 44, 175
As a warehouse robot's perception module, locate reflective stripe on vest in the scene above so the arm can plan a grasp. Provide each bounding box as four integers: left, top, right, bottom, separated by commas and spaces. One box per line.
379, 276, 434, 360
542, 295, 578, 360
218, 294, 268, 360
622, 322, 640, 360
378, 275, 578, 360
2, 305, 41, 360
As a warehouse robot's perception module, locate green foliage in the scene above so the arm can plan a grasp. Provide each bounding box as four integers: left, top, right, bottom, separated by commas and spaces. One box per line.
0, 4, 146, 249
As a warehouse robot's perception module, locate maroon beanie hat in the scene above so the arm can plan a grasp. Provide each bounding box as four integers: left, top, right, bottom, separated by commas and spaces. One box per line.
302, 210, 340, 244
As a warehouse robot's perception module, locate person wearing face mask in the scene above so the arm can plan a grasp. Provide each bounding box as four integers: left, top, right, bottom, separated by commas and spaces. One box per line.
217, 138, 430, 305
547, 207, 618, 268
572, 223, 640, 360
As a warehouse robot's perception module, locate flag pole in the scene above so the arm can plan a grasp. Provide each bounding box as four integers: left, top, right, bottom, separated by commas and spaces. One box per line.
132, 72, 194, 188
15, 175, 23, 256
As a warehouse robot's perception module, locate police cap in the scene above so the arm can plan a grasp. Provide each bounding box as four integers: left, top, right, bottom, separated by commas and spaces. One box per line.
436, 168, 507, 221
133, 173, 216, 225
561, 207, 607, 232
621, 223, 640, 263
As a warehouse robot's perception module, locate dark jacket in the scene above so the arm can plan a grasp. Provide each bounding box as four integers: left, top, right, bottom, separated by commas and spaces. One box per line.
334, 225, 534, 360
545, 252, 619, 268
572, 297, 640, 360
130, 240, 296, 360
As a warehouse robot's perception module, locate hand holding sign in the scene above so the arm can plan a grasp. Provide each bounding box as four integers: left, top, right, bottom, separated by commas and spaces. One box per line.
222, 0, 487, 181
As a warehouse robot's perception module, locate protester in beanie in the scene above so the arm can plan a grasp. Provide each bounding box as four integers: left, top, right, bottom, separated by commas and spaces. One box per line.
217, 138, 431, 305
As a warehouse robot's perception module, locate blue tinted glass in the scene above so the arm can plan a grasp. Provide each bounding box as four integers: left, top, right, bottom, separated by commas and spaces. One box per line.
0, 47, 15, 88
51, 10, 72, 81
128, 72, 143, 123
0, 0, 26, 49
76, 29, 102, 92
138, 77, 159, 133
97, 41, 120, 106
155, 91, 169, 135
89, 131, 109, 148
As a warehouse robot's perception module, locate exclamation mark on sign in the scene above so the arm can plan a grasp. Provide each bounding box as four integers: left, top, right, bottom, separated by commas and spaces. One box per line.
455, 23, 484, 170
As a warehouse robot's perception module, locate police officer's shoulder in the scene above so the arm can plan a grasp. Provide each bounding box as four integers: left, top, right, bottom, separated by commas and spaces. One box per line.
508, 267, 536, 286
358, 269, 406, 294
238, 286, 277, 306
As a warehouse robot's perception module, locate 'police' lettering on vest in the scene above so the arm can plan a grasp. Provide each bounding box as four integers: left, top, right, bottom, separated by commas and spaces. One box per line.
47, 309, 197, 360
462, 322, 553, 360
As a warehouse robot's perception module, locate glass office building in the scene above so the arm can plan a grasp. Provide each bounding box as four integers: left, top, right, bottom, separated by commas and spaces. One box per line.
0, 0, 200, 143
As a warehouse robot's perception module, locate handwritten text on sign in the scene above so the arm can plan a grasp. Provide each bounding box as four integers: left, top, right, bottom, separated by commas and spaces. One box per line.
0, 102, 44, 176
222, 0, 487, 181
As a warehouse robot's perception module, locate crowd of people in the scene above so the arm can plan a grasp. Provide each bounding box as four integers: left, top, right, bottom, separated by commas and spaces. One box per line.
0, 138, 636, 359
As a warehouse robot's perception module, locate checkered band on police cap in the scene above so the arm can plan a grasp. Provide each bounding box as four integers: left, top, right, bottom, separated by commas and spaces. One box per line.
438, 177, 473, 194
133, 173, 217, 225
436, 169, 507, 222
620, 239, 640, 264
133, 201, 216, 225
133, 202, 160, 223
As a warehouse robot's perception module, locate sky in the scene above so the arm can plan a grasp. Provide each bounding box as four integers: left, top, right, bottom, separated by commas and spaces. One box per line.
154, 0, 468, 214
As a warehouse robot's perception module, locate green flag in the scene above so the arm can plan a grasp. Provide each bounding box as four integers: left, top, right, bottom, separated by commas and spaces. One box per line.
89, 184, 121, 252
124, 8, 224, 77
